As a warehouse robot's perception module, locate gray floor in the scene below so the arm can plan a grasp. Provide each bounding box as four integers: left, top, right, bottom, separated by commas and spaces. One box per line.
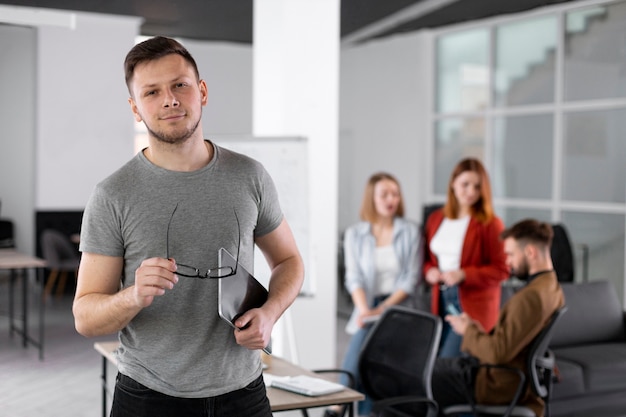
0, 276, 351, 417
0, 276, 112, 417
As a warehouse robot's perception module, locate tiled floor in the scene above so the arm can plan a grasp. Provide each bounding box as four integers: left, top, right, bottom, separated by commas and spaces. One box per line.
0, 281, 111, 417
0, 277, 351, 417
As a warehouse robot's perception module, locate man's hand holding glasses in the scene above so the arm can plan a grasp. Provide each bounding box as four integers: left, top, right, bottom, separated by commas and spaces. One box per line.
132, 257, 179, 308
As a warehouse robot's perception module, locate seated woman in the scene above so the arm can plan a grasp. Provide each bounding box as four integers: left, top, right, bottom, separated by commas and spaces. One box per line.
326, 172, 420, 417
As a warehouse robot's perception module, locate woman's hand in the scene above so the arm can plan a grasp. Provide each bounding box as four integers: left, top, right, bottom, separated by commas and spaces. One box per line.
440, 269, 466, 287
357, 307, 379, 328
425, 267, 442, 285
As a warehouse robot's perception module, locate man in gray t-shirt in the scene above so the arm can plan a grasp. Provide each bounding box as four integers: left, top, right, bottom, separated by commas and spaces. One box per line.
73, 36, 304, 417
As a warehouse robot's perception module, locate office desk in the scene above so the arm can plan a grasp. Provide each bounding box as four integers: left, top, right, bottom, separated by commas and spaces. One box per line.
94, 341, 364, 416
0, 249, 47, 359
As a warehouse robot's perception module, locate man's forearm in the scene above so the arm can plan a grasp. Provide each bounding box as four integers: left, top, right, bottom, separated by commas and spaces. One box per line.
264, 255, 304, 323
73, 287, 141, 337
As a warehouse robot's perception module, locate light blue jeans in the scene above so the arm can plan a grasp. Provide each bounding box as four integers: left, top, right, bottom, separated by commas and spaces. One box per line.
438, 285, 463, 358
339, 295, 387, 416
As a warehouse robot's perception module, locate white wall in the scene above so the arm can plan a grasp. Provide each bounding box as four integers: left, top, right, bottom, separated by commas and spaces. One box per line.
339, 31, 432, 232
182, 40, 253, 136
0, 24, 37, 253
36, 13, 141, 211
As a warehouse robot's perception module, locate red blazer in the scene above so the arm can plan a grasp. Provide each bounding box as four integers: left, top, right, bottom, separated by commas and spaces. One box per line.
423, 209, 509, 332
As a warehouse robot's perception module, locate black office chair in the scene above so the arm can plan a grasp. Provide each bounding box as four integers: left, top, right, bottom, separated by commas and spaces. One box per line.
550, 224, 575, 283
359, 306, 442, 417
40, 229, 80, 299
0, 219, 15, 248
443, 306, 568, 417
550, 223, 589, 283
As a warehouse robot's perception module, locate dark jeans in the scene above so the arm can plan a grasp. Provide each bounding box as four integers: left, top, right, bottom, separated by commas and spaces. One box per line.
431, 357, 478, 417
111, 373, 272, 417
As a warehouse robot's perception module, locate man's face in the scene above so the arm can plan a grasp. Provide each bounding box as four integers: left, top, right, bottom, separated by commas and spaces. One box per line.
504, 237, 530, 280
128, 54, 207, 145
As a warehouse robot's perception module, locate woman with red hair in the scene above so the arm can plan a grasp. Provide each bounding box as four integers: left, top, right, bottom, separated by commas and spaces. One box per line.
423, 158, 509, 358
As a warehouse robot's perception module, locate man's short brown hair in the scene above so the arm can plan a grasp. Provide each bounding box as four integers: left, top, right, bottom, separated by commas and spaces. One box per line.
124, 36, 200, 94
500, 219, 554, 249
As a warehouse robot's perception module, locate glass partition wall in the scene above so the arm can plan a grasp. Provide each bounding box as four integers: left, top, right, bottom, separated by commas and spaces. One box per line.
431, 0, 626, 304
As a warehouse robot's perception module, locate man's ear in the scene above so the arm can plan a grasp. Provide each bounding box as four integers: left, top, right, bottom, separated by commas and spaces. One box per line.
523, 243, 537, 260
199, 79, 208, 106
128, 97, 143, 122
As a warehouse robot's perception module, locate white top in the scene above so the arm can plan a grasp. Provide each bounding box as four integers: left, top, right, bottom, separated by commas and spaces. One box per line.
430, 216, 471, 272
374, 245, 399, 295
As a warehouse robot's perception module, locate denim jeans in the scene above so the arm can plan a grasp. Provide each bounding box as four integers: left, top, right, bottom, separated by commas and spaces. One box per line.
339, 295, 388, 416
438, 285, 463, 358
110, 373, 271, 417
340, 325, 373, 416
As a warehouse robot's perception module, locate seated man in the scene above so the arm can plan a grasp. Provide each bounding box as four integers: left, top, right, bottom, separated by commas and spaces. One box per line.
432, 219, 565, 417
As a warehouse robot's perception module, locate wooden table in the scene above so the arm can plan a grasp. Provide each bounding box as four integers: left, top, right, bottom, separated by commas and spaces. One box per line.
94, 341, 364, 416
0, 249, 47, 359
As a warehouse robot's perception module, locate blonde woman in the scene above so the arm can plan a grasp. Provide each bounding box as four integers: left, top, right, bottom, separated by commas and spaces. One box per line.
327, 172, 420, 417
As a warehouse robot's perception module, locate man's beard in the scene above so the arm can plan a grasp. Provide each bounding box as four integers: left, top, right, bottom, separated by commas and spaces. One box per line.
512, 260, 530, 281
145, 117, 201, 145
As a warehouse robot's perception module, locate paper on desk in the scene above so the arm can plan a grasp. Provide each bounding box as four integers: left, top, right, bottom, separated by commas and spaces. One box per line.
263, 373, 345, 396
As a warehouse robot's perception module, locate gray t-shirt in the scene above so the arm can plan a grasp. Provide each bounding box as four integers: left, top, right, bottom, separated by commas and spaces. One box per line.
80, 141, 283, 398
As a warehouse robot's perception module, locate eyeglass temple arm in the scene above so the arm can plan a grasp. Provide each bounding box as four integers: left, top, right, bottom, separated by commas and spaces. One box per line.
165, 203, 179, 259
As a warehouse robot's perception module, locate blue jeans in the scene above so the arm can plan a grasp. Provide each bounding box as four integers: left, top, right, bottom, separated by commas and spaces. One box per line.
111, 373, 271, 417
340, 325, 373, 416
339, 295, 387, 416
438, 285, 463, 358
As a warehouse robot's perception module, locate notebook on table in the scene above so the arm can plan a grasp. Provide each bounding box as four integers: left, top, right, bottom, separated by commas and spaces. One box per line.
217, 248, 271, 354
264, 374, 346, 397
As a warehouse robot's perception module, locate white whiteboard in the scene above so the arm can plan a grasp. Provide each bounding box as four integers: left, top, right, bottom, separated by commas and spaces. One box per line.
215, 135, 312, 296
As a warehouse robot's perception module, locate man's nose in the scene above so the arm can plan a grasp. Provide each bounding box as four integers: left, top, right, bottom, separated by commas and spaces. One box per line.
163, 91, 179, 107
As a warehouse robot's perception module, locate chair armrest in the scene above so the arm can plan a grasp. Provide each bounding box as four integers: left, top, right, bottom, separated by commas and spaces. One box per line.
530, 350, 556, 398
310, 368, 356, 389
535, 351, 555, 370
373, 395, 438, 417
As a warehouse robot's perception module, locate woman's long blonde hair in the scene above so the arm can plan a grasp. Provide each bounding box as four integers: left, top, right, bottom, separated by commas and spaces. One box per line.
359, 172, 405, 223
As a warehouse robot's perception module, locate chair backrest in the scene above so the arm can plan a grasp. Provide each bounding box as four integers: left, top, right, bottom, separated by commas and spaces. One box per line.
40, 229, 79, 268
0, 219, 15, 248
526, 306, 568, 398
550, 224, 574, 283
422, 203, 443, 229
358, 306, 442, 413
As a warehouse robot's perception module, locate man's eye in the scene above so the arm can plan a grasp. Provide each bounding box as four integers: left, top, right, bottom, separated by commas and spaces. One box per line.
176, 83, 187, 88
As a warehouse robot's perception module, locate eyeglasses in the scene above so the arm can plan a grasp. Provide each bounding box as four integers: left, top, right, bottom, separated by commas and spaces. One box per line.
165, 203, 240, 279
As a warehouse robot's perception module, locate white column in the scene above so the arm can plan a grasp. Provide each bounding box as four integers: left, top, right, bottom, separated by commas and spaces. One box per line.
254, 0, 340, 369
